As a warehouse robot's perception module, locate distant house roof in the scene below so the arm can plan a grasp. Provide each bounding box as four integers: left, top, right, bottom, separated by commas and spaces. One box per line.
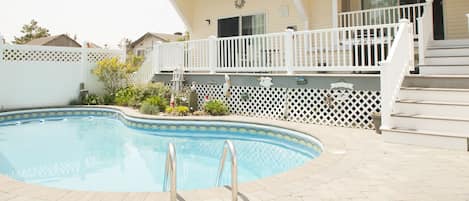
26, 34, 82, 47
130, 32, 184, 48
84, 42, 102, 48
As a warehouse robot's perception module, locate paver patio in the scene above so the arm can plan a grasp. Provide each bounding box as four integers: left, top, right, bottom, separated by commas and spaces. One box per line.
0, 107, 468, 201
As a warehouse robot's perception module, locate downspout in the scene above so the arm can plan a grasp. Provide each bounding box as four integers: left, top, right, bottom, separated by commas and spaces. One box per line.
293, 0, 309, 30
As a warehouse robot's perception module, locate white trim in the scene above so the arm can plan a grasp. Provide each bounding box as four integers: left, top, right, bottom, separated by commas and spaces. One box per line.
168, 0, 192, 31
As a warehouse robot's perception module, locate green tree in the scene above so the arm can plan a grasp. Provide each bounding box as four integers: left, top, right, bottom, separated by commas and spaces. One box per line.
92, 55, 144, 94
13, 20, 50, 44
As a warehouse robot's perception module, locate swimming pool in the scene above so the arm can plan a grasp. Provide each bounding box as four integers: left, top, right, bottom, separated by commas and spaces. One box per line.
0, 108, 323, 192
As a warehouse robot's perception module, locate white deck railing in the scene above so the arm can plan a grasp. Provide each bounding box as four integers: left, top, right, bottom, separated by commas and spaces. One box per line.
417, 2, 434, 65
380, 20, 414, 130
152, 23, 401, 74
339, 1, 430, 38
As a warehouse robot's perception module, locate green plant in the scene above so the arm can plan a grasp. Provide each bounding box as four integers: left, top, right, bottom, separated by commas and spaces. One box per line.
102, 94, 115, 105
69, 99, 81, 105
204, 100, 229, 116
92, 54, 143, 94
114, 87, 139, 106
133, 83, 171, 105
82, 94, 104, 105
139, 96, 168, 115
166, 106, 190, 116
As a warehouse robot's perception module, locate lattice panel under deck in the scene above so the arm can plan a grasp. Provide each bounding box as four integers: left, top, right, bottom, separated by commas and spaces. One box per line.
286, 89, 381, 129
192, 84, 381, 129
2, 49, 81, 63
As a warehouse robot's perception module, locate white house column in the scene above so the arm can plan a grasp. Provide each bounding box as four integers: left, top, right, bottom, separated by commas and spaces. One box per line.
332, 0, 338, 28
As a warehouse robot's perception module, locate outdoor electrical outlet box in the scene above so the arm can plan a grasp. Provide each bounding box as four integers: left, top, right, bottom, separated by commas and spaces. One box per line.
296, 77, 307, 85
240, 92, 249, 101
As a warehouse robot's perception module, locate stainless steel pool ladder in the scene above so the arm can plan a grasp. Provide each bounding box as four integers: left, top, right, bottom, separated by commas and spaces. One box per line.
216, 140, 238, 201
163, 143, 177, 201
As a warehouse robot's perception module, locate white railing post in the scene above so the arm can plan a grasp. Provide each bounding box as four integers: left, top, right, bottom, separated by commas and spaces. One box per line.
153, 42, 162, 74
380, 19, 413, 130
81, 41, 88, 84
208, 35, 217, 74
417, 0, 434, 66
284, 29, 294, 75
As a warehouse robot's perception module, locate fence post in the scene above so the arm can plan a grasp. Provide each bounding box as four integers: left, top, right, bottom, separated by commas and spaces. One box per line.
120, 38, 127, 62
153, 41, 162, 74
284, 29, 294, 75
0, 33, 4, 63
81, 41, 88, 84
208, 35, 217, 74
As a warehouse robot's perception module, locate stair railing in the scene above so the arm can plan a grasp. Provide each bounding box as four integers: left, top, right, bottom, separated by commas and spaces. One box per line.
417, 0, 434, 66
163, 143, 177, 201
381, 19, 415, 130
216, 140, 238, 201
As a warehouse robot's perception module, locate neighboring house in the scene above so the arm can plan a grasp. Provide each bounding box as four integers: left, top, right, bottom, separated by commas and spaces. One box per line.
170, 0, 469, 40
130, 32, 184, 56
26, 34, 82, 47
83, 42, 102, 48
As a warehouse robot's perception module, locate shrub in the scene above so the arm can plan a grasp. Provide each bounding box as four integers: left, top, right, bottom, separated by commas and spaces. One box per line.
132, 83, 171, 107
114, 87, 139, 106
166, 106, 190, 116
139, 96, 168, 115
92, 55, 143, 94
102, 94, 115, 105
82, 94, 104, 105
204, 100, 229, 116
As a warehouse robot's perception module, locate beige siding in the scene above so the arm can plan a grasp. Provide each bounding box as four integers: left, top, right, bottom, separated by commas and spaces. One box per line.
444, 0, 469, 39
188, 0, 305, 39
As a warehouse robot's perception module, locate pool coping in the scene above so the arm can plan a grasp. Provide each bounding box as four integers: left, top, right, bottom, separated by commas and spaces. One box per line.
0, 105, 357, 201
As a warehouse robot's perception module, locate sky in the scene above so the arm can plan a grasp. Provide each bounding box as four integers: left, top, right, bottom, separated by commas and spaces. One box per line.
0, 0, 186, 48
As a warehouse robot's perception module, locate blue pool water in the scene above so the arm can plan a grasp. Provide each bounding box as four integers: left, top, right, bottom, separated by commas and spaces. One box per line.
0, 109, 322, 192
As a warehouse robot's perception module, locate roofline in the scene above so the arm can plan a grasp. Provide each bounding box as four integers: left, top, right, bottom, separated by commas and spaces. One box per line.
130, 32, 169, 48
46, 34, 82, 47
169, 0, 192, 31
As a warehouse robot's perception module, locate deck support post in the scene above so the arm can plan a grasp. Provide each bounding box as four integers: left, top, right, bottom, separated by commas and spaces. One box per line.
208, 35, 217, 74
284, 29, 295, 75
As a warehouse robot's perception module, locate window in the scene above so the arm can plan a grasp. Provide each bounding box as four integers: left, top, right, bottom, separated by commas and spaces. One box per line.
218, 14, 265, 37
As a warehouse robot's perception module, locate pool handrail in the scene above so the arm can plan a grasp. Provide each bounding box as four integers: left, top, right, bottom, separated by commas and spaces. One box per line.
163, 143, 177, 201
216, 140, 238, 201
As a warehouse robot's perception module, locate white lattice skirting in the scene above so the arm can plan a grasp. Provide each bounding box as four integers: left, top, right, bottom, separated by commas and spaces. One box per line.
193, 85, 381, 130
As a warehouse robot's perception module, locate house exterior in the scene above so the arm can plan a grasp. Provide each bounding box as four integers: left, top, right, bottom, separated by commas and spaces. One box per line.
170, 0, 469, 40
130, 32, 185, 56
26, 34, 82, 47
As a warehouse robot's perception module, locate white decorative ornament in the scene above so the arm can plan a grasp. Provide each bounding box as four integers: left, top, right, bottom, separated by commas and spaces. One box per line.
259, 77, 274, 88
223, 74, 232, 97
330, 81, 354, 101
234, 0, 246, 9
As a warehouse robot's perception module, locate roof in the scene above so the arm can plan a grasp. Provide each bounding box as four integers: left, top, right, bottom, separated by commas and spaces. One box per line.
130, 32, 184, 48
26, 34, 82, 47
84, 42, 102, 48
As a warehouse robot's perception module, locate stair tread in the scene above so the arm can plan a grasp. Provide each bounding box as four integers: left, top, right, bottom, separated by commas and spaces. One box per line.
419, 64, 469, 67
427, 46, 469, 49
397, 99, 469, 106
391, 113, 469, 122
425, 55, 469, 58
383, 128, 469, 138
401, 87, 469, 92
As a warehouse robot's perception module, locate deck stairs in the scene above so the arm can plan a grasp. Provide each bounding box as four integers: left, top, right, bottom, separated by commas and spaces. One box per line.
382, 40, 469, 151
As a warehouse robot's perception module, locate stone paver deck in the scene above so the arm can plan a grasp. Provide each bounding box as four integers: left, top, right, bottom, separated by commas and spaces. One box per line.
1, 106, 469, 201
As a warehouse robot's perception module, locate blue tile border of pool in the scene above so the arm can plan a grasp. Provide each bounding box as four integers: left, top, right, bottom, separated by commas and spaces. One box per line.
0, 107, 324, 154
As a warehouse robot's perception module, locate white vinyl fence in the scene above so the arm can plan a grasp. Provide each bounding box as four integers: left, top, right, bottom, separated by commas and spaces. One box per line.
150, 23, 401, 74
0, 41, 124, 110
338, 1, 429, 39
